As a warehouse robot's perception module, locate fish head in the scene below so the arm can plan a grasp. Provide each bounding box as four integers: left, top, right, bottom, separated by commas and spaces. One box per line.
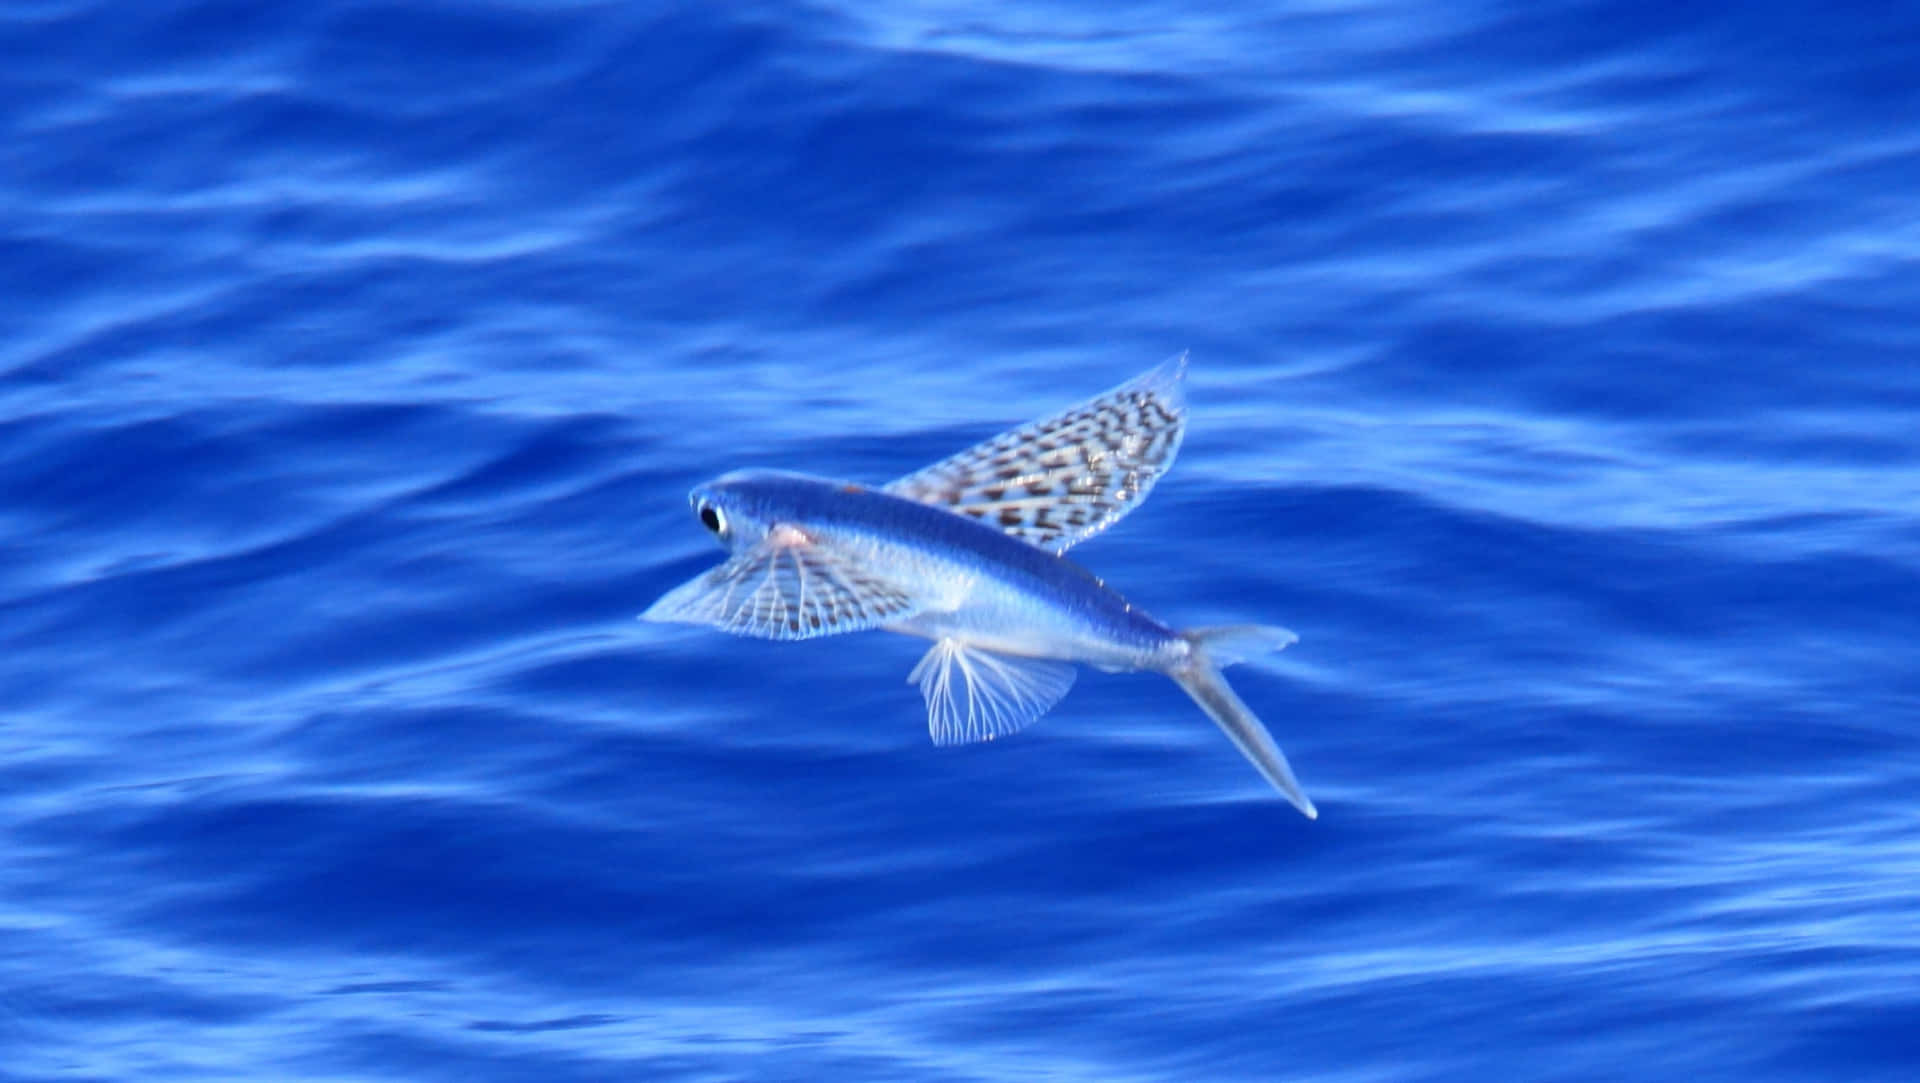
682, 469, 820, 553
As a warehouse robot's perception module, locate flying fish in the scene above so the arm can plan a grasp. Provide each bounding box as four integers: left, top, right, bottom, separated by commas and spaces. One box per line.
643, 355, 1318, 817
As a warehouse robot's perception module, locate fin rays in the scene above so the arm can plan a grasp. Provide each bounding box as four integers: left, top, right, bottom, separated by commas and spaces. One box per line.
642, 531, 923, 640
886, 353, 1189, 553
909, 639, 1077, 746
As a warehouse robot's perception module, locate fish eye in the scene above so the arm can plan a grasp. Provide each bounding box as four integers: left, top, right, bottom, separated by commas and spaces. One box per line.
697, 501, 725, 535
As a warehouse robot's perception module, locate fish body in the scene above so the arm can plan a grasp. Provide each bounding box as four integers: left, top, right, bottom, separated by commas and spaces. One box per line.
691, 468, 1185, 671
644, 355, 1319, 817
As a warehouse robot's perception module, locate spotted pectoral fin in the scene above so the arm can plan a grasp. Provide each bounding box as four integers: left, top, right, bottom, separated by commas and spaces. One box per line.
641, 527, 925, 640
908, 639, 1078, 746
883, 353, 1188, 554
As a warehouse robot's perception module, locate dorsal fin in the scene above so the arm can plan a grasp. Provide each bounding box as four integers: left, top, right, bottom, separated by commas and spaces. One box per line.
883, 354, 1188, 553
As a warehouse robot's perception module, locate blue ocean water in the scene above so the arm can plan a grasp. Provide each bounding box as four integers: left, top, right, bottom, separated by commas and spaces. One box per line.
5, 1, 1919, 1079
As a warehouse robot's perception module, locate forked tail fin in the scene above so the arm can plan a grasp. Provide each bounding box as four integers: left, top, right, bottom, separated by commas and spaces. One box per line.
1170, 625, 1317, 819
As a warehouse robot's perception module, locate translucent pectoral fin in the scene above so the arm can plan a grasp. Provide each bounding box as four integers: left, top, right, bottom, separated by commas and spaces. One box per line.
908, 639, 1077, 746
884, 354, 1189, 553
641, 529, 925, 640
